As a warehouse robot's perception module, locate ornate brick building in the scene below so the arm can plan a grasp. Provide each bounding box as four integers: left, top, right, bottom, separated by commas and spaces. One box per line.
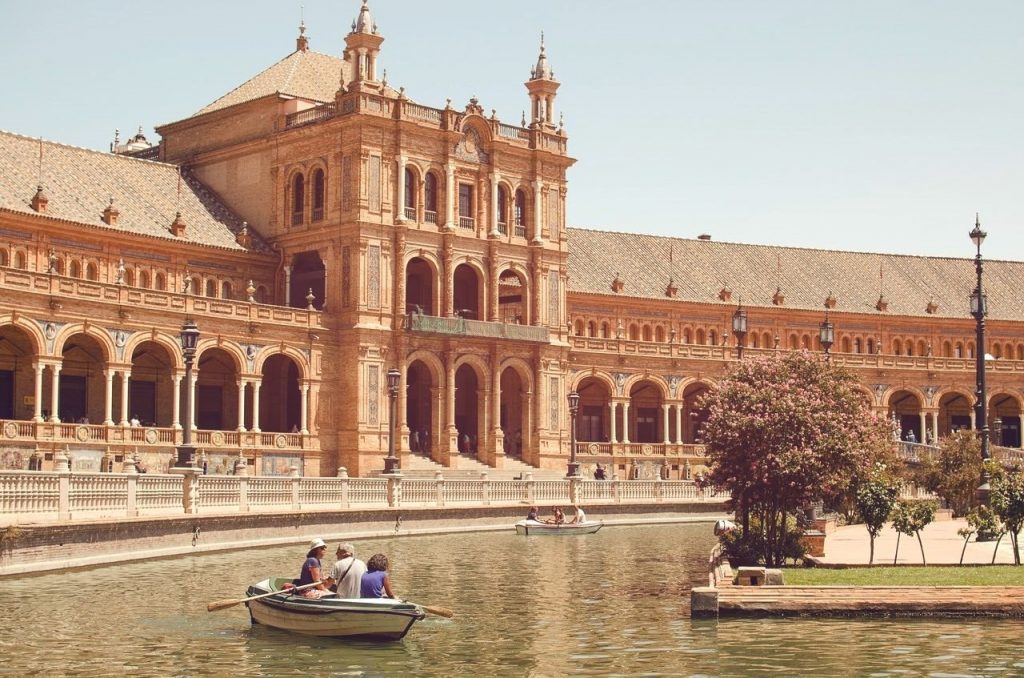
1, 2, 1022, 477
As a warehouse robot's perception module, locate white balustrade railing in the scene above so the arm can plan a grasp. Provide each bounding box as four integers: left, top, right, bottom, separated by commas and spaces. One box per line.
0, 472, 722, 525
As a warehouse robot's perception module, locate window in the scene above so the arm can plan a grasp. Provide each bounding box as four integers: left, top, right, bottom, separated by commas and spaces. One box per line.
514, 189, 527, 238
85, 262, 98, 281
155, 272, 166, 291
205, 279, 216, 297
221, 281, 233, 299
0, 250, 7, 267
424, 172, 438, 223
404, 168, 416, 220
497, 185, 509, 235
312, 169, 325, 221
458, 183, 474, 228
291, 173, 305, 226
140, 270, 150, 289
69, 260, 81, 278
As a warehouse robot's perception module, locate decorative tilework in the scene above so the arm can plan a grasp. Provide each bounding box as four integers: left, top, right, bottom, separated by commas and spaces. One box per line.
367, 244, 381, 310
368, 364, 379, 426
549, 375, 560, 431
342, 156, 353, 209
548, 188, 559, 240
368, 156, 381, 212
342, 246, 351, 308
548, 269, 559, 326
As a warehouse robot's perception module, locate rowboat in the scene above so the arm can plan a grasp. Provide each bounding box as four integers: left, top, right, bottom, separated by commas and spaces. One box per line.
514, 519, 603, 535
245, 577, 425, 640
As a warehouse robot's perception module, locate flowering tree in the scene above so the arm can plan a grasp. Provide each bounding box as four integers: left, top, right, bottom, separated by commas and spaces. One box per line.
919, 429, 983, 517
700, 351, 896, 566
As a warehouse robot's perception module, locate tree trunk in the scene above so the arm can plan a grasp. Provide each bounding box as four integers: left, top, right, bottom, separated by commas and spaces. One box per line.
893, 532, 901, 565
916, 531, 927, 566
959, 531, 972, 566
1013, 530, 1020, 566
992, 533, 1004, 565
869, 534, 875, 566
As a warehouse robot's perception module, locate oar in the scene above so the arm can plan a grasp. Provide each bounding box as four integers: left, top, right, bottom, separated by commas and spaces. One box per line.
207, 580, 323, 612
410, 602, 454, 618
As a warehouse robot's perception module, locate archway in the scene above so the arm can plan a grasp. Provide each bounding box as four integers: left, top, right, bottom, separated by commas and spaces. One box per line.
405, 257, 435, 315
453, 264, 482, 320
454, 363, 481, 456
290, 250, 326, 310
888, 389, 923, 442
58, 334, 107, 424
406, 360, 435, 455
938, 391, 973, 438
628, 379, 664, 443
576, 376, 611, 442
195, 348, 239, 430
991, 392, 1023, 448
499, 366, 526, 456
260, 354, 301, 433
498, 270, 527, 324
0, 325, 38, 420
129, 341, 175, 427
682, 383, 711, 444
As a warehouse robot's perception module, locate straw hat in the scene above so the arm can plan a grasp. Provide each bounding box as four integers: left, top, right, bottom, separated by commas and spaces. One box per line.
309, 538, 327, 551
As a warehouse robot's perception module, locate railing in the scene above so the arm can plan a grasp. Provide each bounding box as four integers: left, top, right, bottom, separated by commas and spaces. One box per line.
404, 206, 416, 220
424, 210, 438, 224
497, 221, 508, 235
284, 103, 337, 129
459, 216, 475, 230
291, 211, 304, 226
402, 102, 443, 124
312, 206, 324, 222
406, 312, 551, 343
497, 123, 529, 141
0, 471, 723, 524
514, 221, 526, 238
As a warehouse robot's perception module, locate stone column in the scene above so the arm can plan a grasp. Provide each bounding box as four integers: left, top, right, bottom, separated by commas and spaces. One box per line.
103, 369, 115, 426
396, 154, 407, 223
489, 169, 500, 237
608, 401, 617, 443
532, 179, 544, 243
931, 412, 940, 445
300, 382, 310, 435
675, 404, 683, 444
444, 162, 456, 230
488, 244, 500, 322
119, 369, 131, 426
32, 362, 44, 422
918, 412, 926, 441
171, 373, 182, 430
621, 401, 631, 444
662, 403, 671, 444
236, 380, 247, 432
283, 265, 293, 307
251, 379, 262, 433
443, 242, 455, 317
491, 355, 503, 462
49, 364, 61, 422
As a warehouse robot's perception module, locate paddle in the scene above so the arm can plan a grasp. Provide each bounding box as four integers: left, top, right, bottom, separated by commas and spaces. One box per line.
408, 601, 455, 618
207, 580, 323, 612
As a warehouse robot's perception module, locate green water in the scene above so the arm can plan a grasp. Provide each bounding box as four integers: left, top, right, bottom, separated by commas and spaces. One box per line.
2, 524, 1023, 676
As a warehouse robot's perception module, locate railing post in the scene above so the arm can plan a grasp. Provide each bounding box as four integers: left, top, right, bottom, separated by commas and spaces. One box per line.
337, 466, 350, 509
525, 472, 534, 503
181, 469, 199, 514
612, 475, 621, 504
126, 472, 138, 518
54, 446, 71, 520
435, 470, 445, 507
655, 476, 665, 503
569, 476, 581, 505
387, 474, 403, 508
239, 475, 249, 513
480, 471, 490, 505
290, 465, 300, 510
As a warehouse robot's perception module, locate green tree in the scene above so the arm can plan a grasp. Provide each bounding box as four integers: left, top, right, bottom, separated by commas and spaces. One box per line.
990, 468, 1024, 565
959, 505, 1005, 565
700, 351, 896, 567
891, 500, 937, 565
919, 429, 983, 517
855, 475, 899, 566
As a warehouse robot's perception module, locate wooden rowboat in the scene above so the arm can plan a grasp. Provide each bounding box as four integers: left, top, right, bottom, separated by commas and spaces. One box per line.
514, 519, 603, 535
245, 577, 425, 640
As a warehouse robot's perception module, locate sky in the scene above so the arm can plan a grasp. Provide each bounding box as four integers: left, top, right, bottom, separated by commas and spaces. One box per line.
1, 0, 1022, 259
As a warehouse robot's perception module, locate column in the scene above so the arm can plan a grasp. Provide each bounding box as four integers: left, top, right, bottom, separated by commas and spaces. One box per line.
662, 403, 671, 444
532, 179, 544, 243
103, 369, 115, 426
489, 170, 500, 237
189, 370, 198, 431
445, 361, 456, 430
488, 255, 499, 322
608, 401, 617, 443
443, 247, 455, 317
396, 154, 407, 223
931, 413, 939, 445
675, 404, 683, 444
444, 162, 456, 230
918, 412, 926, 442
621, 401, 631, 444
32, 363, 44, 422
532, 263, 543, 326
171, 373, 182, 429
491, 358, 502, 449
236, 381, 247, 432
283, 265, 292, 307
49, 364, 61, 422
119, 370, 130, 426
251, 379, 262, 433
300, 382, 310, 435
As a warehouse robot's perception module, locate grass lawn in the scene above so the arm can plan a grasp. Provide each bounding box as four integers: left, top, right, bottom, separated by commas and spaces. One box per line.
783, 566, 1024, 586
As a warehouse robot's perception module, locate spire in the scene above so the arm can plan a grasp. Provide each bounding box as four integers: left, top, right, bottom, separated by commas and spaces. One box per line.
525, 31, 560, 130
342, 0, 384, 91
531, 32, 553, 81
354, 0, 377, 35
296, 15, 309, 52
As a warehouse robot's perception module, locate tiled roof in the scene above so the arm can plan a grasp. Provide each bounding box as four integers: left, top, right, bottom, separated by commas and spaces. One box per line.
567, 227, 1024, 321
193, 49, 348, 117
0, 130, 268, 253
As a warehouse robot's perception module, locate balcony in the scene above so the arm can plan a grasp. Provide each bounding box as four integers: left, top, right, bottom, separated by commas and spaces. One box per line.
459, 216, 475, 230
498, 220, 508, 236
425, 210, 438, 224
404, 206, 416, 220
406, 313, 550, 343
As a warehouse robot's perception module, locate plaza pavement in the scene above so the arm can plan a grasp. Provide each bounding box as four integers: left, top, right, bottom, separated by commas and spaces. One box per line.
818, 518, 1019, 566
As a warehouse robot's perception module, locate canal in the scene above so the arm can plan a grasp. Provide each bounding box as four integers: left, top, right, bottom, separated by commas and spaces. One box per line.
4, 524, 1023, 676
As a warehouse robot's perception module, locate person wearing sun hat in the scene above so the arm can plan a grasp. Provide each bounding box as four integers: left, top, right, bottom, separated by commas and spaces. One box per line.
295, 538, 331, 599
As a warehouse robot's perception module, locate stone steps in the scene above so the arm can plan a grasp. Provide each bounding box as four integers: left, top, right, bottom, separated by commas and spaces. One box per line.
713, 585, 1024, 616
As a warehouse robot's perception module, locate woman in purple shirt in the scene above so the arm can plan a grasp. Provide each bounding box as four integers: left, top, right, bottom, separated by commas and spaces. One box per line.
360, 553, 397, 599
296, 538, 331, 599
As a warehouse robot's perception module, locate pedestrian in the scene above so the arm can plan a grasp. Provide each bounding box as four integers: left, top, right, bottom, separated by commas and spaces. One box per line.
594, 465, 607, 480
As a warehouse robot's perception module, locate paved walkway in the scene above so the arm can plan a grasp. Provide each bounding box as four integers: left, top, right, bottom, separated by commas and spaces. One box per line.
818, 518, 1019, 566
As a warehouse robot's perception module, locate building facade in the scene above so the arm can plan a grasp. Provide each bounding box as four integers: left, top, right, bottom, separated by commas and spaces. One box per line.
1, 2, 1022, 478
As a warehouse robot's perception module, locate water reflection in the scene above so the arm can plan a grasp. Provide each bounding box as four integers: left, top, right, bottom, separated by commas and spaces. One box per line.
2, 524, 1023, 676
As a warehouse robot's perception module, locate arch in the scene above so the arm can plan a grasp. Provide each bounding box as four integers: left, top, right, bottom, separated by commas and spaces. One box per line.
251, 345, 310, 381
497, 267, 528, 324
311, 167, 326, 221
155, 272, 166, 291
406, 357, 438, 455
576, 374, 613, 443
569, 369, 617, 396
514, 188, 528, 238
403, 166, 417, 221
453, 261, 484, 320
55, 332, 110, 423
290, 250, 325, 310
14, 250, 26, 269
496, 183, 510, 234
256, 285, 269, 303
124, 268, 136, 287
601, 321, 611, 339
655, 326, 666, 343
499, 362, 529, 456
205, 278, 217, 298
892, 338, 903, 356
424, 171, 440, 222
917, 339, 928, 356
405, 349, 446, 387
0, 315, 46, 357
851, 384, 875, 408
452, 353, 491, 388
0, 249, 7, 267
69, 259, 81, 278
0, 321, 42, 420
454, 359, 487, 457
194, 339, 246, 375
194, 345, 241, 430
121, 331, 185, 371
128, 339, 177, 427
681, 379, 716, 443
708, 330, 717, 346
854, 337, 863, 354
587, 320, 597, 337
85, 261, 98, 281
938, 388, 975, 439
406, 255, 438, 316
622, 374, 670, 401
290, 170, 305, 226
628, 378, 666, 443
886, 388, 924, 441
991, 390, 1024, 447
259, 353, 303, 432
51, 324, 115, 363
573, 319, 584, 336
642, 325, 652, 342
628, 323, 639, 341
221, 280, 233, 299
840, 336, 851, 353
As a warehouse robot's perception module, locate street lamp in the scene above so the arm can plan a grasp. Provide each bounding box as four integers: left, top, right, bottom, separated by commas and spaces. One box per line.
384, 367, 401, 475
567, 390, 581, 478
819, 308, 834, 360
970, 214, 991, 503
175, 319, 200, 468
731, 301, 748, 359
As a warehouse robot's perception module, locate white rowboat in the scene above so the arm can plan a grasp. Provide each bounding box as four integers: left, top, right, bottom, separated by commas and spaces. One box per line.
245, 578, 425, 640
514, 519, 603, 535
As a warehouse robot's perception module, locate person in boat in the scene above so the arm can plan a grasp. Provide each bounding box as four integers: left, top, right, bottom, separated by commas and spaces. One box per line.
568, 504, 587, 524
326, 542, 367, 598
360, 553, 397, 599
295, 538, 332, 599
545, 507, 565, 525
526, 506, 540, 522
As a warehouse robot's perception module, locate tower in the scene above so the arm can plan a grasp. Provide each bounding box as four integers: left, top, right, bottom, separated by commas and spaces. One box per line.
526, 33, 559, 130
343, 0, 384, 91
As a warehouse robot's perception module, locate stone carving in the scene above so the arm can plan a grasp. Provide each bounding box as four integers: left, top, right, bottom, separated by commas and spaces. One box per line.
550, 376, 560, 430
454, 126, 489, 164
614, 372, 628, 396
367, 244, 381, 310
924, 385, 938, 403
211, 431, 225, 446
3, 422, 17, 438
275, 434, 288, 449
144, 428, 158, 444
873, 383, 888, 401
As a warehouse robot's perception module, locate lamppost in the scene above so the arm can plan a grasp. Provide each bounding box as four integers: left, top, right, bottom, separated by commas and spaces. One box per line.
970, 215, 991, 503
819, 308, 834, 361
175, 319, 200, 468
384, 367, 401, 475
567, 390, 580, 478
732, 301, 748, 359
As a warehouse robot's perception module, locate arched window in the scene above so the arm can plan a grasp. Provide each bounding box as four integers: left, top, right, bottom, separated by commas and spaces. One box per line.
257, 285, 269, 303
588, 321, 597, 337
514, 189, 527, 238
683, 329, 693, 345
574, 319, 584, 336
0, 249, 7, 267
642, 325, 652, 342
497, 185, 509, 235
854, 338, 863, 354
893, 339, 902, 356
424, 172, 439, 223
655, 326, 666, 343
695, 329, 705, 345
404, 167, 416, 221
955, 342, 963, 358
841, 337, 851, 352
154, 272, 166, 291
867, 338, 876, 354
205, 279, 216, 297
750, 333, 759, 348
69, 260, 81, 278
708, 330, 717, 346
124, 268, 135, 286
629, 324, 639, 341
221, 281, 233, 299
140, 270, 150, 289
601, 322, 610, 338
291, 172, 305, 226
85, 262, 98, 281
312, 169, 325, 221
14, 251, 25, 269
789, 334, 799, 350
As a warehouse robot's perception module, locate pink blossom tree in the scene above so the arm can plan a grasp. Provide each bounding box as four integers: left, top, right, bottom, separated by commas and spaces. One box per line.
700, 351, 896, 566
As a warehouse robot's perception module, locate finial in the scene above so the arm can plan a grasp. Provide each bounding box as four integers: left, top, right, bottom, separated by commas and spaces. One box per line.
381, 68, 387, 87
521, 110, 526, 126
540, 30, 545, 52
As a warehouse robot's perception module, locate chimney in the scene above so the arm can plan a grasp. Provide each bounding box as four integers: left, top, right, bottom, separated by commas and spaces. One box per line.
170, 211, 187, 237
31, 185, 48, 213
102, 197, 120, 225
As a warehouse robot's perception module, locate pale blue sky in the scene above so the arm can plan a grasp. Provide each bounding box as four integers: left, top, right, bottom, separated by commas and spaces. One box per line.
2, 1, 1021, 258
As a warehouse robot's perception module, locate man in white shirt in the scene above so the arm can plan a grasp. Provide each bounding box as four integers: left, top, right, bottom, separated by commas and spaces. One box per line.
326, 542, 367, 598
